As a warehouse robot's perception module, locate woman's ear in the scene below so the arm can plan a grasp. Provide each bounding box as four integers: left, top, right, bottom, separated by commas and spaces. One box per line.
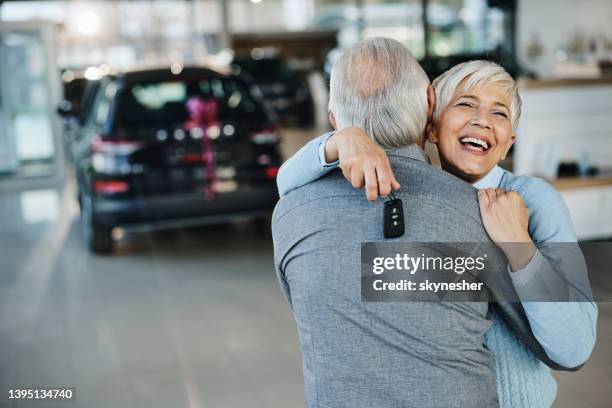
501, 134, 516, 160
426, 122, 438, 145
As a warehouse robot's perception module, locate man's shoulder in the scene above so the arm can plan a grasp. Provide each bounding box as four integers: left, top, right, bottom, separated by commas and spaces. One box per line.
273, 169, 362, 224
387, 156, 483, 222
389, 155, 476, 196
273, 157, 481, 226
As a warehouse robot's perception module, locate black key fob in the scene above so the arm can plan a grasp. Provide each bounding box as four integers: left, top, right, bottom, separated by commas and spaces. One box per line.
383, 192, 404, 238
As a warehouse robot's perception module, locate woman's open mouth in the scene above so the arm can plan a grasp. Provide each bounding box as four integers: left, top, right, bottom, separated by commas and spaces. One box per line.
459, 136, 490, 155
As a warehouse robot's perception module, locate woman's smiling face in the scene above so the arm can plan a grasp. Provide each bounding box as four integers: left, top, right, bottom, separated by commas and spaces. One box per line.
430, 81, 515, 183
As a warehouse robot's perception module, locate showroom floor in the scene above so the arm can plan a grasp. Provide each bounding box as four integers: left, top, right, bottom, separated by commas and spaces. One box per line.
0, 183, 610, 408
0, 187, 303, 408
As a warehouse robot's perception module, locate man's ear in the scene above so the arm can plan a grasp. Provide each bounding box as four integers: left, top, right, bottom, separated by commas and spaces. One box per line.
427, 85, 435, 120
502, 134, 516, 160
329, 111, 337, 130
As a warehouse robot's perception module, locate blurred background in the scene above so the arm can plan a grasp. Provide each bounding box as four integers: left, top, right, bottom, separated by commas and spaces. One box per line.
0, 0, 610, 407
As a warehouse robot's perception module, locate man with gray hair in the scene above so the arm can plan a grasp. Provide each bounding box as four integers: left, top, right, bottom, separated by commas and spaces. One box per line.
327, 37, 430, 148
272, 38, 548, 408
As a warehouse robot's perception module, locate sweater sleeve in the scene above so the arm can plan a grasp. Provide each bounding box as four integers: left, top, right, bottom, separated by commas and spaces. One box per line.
509, 176, 597, 368
276, 132, 338, 197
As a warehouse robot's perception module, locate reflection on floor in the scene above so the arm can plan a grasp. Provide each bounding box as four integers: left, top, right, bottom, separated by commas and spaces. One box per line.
0, 185, 610, 408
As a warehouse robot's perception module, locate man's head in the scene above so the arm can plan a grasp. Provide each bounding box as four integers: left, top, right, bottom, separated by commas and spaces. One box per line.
328, 37, 432, 149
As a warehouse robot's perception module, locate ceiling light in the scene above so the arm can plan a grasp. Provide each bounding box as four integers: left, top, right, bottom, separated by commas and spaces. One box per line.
76, 11, 100, 35
170, 62, 183, 75
84, 66, 101, 80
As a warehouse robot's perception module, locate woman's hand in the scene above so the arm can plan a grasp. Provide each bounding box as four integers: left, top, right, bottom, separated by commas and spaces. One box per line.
325, 127, 400, 202
478, 189, 536, 271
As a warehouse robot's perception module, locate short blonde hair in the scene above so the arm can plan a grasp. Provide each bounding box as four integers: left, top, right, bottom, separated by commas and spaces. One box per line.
432, 60, 521, 129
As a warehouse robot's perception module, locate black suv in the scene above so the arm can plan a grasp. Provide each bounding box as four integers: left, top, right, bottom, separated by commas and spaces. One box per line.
72, 66, 282, 253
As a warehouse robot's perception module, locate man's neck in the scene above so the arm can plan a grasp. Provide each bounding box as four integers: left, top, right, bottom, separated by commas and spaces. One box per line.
386, 144, 430, 164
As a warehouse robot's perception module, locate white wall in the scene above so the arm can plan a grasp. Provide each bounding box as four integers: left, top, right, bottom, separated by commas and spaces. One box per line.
515, 84, 612, 177
518, 0, 612, 78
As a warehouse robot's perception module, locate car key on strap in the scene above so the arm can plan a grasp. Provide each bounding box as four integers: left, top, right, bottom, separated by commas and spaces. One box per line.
383, 191, 404, 238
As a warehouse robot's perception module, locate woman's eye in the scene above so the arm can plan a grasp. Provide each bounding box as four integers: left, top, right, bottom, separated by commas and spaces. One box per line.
493, 111, 509, 118
457, 101, 473, 108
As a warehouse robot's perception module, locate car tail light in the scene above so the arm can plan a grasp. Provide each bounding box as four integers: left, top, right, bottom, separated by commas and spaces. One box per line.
250, 128, 280, 144
93, 180, 129, 194
182, 153, 202, 164
266, 166, 279, 179
91, 135, 141, 174
91, 135, 142, 155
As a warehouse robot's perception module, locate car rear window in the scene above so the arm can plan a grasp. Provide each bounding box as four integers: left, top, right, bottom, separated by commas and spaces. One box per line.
113, 77, 264, 129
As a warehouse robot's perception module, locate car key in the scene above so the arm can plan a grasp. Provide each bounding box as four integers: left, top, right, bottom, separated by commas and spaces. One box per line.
383, 191, 405, 238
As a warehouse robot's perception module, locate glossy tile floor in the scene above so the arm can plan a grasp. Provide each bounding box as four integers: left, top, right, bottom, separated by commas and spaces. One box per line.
0, 186, 303, 408
0, 184, 610, 408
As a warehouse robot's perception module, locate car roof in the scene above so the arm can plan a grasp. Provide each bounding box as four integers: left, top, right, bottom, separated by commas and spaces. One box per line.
119, 66, 235, 85
233, 55, 282, 62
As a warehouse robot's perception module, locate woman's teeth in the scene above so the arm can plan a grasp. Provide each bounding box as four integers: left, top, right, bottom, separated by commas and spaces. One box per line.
460, 137, 489, 151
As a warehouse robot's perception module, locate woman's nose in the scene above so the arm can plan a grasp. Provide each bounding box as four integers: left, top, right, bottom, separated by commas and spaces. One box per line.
469, 110, 492, 129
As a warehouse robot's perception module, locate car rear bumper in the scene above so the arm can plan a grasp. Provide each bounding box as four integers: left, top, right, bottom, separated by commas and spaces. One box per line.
92, 184, 278, 230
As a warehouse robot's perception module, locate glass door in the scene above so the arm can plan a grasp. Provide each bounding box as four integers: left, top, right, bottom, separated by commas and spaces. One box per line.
0, 21, 64, 189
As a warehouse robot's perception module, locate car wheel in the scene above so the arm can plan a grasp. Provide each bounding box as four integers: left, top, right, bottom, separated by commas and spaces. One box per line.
80, 194, 114, 254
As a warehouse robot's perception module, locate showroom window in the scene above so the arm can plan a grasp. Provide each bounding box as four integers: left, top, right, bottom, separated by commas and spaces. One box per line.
312, 0, 516, 77
312, 0, 424, 58
426, 0, 507, 57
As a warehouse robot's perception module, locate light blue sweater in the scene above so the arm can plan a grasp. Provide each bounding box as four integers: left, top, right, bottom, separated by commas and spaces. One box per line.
277, 134, 598, 408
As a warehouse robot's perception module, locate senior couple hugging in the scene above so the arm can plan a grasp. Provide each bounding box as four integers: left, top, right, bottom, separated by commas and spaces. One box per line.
272, 37, 597, 408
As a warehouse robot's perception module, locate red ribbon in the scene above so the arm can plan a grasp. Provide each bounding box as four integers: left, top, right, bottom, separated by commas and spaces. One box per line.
185, 97, 219, 201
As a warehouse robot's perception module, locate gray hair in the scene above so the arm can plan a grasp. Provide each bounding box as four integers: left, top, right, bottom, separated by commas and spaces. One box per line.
432, 60, 522, 129
328, 37, 430, 148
